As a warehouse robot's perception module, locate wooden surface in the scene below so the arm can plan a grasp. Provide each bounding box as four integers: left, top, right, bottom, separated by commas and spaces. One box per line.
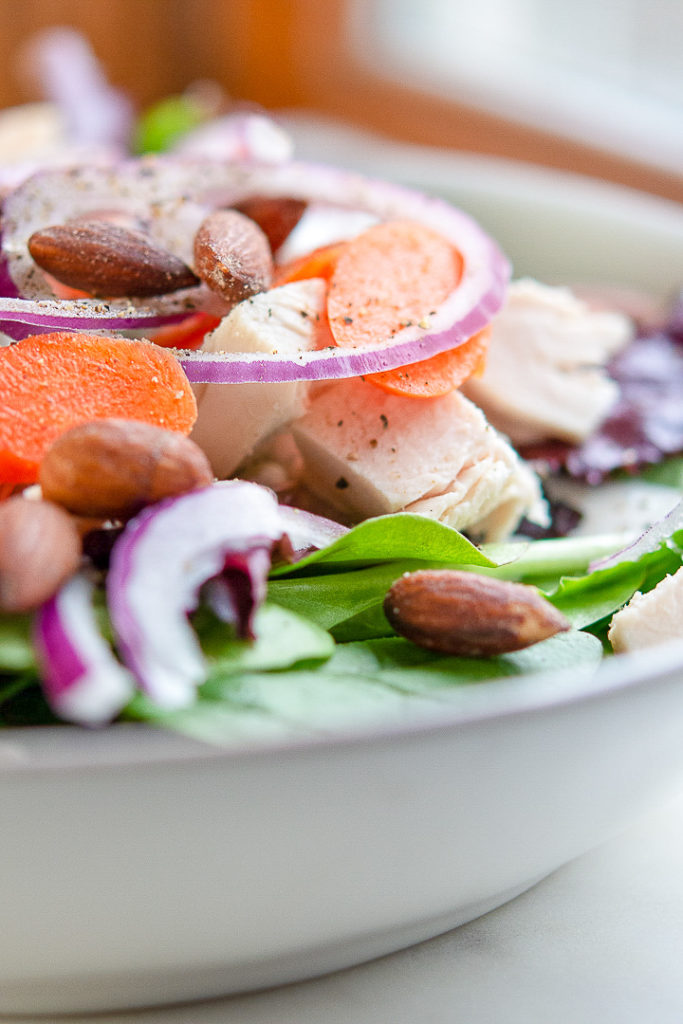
0, 0, 681, 202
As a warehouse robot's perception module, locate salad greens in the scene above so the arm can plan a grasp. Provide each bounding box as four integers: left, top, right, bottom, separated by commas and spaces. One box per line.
2, 496, 682, 743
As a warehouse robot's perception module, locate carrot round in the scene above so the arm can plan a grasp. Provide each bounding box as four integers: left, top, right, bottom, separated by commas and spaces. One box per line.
151, 312, 222, 349
275, 221, 486, 397
273, 241, 345, 286
327, 220, 460, 346
365, 328, 490, 398
325, 219, 486, 398
0, 332, 197, 485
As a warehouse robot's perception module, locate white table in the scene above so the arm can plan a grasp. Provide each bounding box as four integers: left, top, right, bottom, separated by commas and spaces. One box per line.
7, 789, 683, 1024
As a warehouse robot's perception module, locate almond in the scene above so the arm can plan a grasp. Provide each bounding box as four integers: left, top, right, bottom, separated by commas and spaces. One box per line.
0, 496, 82, 612
383, 569, 570, 656
193, 208, 273, 303
233, 196, 307, 253
27, 220, 199, 298
39, 419, 214, 519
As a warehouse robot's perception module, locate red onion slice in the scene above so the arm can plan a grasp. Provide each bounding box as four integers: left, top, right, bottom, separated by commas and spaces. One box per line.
0, 294, 192, 340
276, 505, 349, 562
202, 546, 272, 638
33, 572, 135, 726
1, 159, 508, 371
175, 163, 509, 382
106, 481, 284, 709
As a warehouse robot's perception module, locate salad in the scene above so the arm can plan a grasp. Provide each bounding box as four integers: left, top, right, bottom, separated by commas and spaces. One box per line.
0, 31, 682, 743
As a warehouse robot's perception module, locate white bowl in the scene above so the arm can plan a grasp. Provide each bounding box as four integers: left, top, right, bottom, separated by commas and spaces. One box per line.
2, 131, 683, 1015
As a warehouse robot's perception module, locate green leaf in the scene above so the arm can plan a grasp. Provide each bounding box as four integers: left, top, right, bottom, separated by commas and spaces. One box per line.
0, 614, 37, 672
545, 563, 648, 628
633, 456, 683, 490
268, 561, 416, 631
128, 629, 602, 748
479, 532, 645, 583
271, 513, 495, 577
324, 629, 603, 695
543, 527, 683, 628
198, 603, 334, 684
133, 95, 206, 154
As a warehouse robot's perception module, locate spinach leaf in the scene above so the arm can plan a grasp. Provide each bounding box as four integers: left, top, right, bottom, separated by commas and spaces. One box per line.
0, 614, 37, 672
126, 629, 602, 747
198, 603, 334, 681
271, 513, 495, 576
638, 456, 683, 489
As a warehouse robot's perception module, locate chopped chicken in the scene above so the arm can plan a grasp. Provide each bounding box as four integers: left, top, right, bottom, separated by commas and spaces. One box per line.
290, 377, 546, 541
463, 278, 633, 445
608, 569, 683, 653
190, 279, 326, 479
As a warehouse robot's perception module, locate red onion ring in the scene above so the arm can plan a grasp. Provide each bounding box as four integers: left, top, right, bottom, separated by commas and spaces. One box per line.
106, 480, 284, 709
1, 158, 509, 377
33, 572, 134, 726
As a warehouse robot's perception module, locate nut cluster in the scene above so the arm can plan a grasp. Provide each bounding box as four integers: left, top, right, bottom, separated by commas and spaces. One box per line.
0, 420, 214, 613
11, 193, 308, 613
27, 196, 305, 303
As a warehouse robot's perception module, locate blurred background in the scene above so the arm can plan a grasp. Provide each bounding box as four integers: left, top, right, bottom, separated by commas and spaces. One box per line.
0, 0, 681, 201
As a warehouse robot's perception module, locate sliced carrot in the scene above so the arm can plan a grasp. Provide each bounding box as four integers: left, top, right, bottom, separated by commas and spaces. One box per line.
327, 220, 461, 347
150, 312, 222, 350
273, 242, 345, 286
0, 332, 197, 485
277, 222, 484, 396
325, 219, 489, 398
43, 273, 92, 300
366, 328, 490, 398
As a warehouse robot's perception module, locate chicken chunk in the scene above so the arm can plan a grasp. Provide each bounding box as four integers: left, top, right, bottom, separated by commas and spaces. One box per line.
190, 279, 326, 478
290, 377, 545, 541
608, 568, 683, 653
463, 278, 633, 445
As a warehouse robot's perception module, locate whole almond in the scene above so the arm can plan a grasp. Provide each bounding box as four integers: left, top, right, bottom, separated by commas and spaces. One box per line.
39, 419, 214, 519
233, 196, 307, 253
384, 569, 570, 656
0, 496, 82, 612
193, 208, 273, 303
27, 220, 199, 297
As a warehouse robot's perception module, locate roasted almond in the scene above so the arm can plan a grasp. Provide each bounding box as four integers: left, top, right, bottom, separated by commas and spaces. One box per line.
39, 419, 214, 519
384, 569, 570, 656
27, 220, 199, 298
0, 496, 82, 613
193, 208, 273, 303
233, 196, 307, 253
